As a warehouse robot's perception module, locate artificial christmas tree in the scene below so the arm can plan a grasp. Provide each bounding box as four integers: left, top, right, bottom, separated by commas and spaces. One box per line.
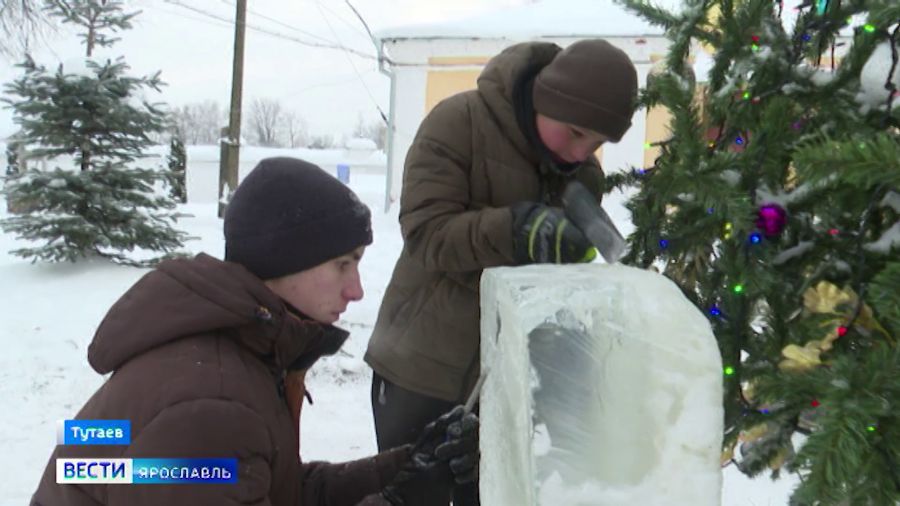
0, 0, 185, 265
616, 0, 899, 503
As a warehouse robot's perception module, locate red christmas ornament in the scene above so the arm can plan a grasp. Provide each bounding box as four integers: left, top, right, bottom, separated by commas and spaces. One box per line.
811, 399, 820, 407
838, 326, 848, 337
756, 203, 787, 237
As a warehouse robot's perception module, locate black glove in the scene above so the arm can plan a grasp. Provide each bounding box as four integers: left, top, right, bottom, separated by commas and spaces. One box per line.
380, 446, 424, 506
380, 406, 480, 505
511, 202, 597, 264
435, 407, 479, 484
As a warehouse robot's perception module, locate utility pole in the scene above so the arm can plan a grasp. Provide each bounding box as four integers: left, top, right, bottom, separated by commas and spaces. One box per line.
218, 0, 247, 217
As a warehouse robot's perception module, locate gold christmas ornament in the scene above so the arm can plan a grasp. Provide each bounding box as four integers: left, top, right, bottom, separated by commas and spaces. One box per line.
784, 164, 799, 192
779, 342, 823, 372
803, 281, 855, 314
742, 381, 757, 403
802, 281, 887, 341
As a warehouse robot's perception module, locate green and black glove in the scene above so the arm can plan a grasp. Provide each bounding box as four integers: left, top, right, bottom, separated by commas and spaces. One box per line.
511, 202, 597, 264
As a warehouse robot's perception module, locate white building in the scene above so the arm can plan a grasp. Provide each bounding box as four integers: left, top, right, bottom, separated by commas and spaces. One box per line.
374, 0, 673, 208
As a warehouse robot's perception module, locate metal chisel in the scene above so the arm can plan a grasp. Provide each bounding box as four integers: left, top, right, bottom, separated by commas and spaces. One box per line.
561, 180, 627, 264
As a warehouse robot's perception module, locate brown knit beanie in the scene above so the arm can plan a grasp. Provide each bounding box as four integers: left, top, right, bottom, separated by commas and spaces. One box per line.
224, 157, 372, 280
532, 39, 638, 143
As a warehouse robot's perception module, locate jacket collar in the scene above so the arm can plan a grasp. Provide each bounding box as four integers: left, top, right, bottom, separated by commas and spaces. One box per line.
88, 253, 349, 377
221, 268, 351, 375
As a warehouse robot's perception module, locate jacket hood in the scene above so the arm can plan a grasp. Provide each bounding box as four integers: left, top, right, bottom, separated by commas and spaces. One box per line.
477, 42, 561, 164
88, 253, 348, 375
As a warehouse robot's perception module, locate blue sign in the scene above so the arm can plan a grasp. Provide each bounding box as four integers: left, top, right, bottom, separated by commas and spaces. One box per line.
59, 420, 130, 445
132, 458, 238, 484
56, 458, 238, 484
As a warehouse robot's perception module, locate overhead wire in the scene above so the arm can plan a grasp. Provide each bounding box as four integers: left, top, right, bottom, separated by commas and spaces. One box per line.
215, 0, 352, 46
156, 5, 233, 30
343, 0, 381, 54
312, 0, 371, 40
285, 69, 380, 96
160, 0, 443, 68
159, 0, 430, 143
161, 0, 378, 60
314, 1, 388, 123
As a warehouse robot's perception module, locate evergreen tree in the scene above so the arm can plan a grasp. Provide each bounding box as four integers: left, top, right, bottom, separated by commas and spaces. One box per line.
167, 134, 187, 204
616, 0, 899, 503
0, 0, 186, 265
5, 141, 20, 177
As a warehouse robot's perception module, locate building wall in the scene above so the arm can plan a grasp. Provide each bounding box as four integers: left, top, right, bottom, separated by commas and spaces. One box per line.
425, 56, 490, 112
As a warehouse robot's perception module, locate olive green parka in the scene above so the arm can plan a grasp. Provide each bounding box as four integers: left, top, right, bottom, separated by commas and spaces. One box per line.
365, 42, 605, 402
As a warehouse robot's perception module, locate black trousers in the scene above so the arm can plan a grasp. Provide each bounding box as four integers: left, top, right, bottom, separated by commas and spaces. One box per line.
371, 372, 480, 506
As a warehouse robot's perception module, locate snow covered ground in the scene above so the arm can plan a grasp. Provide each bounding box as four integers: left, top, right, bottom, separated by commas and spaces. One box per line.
0, 146, 798, 505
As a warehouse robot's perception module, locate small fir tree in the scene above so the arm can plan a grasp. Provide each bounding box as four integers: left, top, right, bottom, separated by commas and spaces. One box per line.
0, 0, 186, 265
166, 135, 187, 204
5, 140, 20, 177
615, 0, 899, 503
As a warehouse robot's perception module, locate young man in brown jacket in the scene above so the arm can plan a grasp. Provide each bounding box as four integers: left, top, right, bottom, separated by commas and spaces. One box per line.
31, 157, 478, 506
365, 39, 639, 505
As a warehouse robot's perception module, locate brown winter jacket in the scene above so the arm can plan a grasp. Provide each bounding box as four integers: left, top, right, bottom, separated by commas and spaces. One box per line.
364, 42, 605, 403
31, 254, 407, 506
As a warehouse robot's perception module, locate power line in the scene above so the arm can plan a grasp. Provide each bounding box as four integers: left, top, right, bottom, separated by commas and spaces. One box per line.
161, 0, 377, 61
285, 69, 379, 97
315, 2, 385, 120
215, 0, 346, 46
156, 5, 233, 30
344, 0, 380, 53
314, 0, 370, 40
161, 0, 449, 69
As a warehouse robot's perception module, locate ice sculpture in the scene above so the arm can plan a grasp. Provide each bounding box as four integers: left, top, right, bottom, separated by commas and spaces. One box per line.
479, 264, 723, 506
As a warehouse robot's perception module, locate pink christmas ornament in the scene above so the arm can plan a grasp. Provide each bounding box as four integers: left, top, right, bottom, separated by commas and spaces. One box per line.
756, 203, 787, 237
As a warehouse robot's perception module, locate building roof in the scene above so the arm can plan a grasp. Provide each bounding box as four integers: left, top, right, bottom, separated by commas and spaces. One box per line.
375, 0, 676, 40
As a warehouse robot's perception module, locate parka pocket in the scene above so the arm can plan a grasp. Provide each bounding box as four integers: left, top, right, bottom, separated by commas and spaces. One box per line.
405, 275, 479, 370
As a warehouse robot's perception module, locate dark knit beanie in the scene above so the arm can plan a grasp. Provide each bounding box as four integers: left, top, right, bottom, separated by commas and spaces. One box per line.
532, 39, 638, 143
224, 157, 372, 280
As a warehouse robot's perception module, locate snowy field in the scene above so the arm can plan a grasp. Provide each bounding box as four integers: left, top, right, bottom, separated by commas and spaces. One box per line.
0, 146, 798, 505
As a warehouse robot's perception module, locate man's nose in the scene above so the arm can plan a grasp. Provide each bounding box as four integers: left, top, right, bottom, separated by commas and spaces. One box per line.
343, 270, 364, 301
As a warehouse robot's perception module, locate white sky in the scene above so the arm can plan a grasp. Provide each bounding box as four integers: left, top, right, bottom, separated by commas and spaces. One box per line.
0, 0, 528, 141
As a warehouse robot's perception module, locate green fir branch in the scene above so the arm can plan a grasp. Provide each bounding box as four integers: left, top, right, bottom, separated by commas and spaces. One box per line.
868, 263, 900, 338
615, 0, 681, 30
